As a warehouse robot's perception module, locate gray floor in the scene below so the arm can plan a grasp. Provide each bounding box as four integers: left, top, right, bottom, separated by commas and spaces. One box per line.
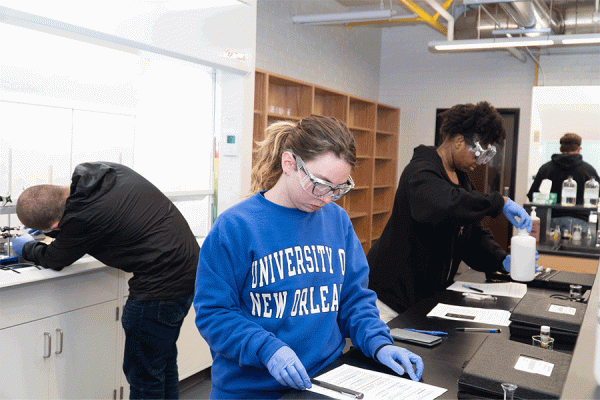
180, 367, 212, 399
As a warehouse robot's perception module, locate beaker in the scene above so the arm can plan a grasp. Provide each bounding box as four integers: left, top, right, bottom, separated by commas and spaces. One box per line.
501, 383, 518, 400
532, 335, 554, 350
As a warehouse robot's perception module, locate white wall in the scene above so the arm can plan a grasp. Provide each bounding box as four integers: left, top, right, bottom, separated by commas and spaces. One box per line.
256, 0, 382, 101
539, 53, 600, 86
379, 25, 536, 204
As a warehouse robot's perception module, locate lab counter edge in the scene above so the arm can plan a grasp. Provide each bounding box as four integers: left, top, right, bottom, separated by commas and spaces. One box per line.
0, 255, 108, 289
560, 258, 600, 399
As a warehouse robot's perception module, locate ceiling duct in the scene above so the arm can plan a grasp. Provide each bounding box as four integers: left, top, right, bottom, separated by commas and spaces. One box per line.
453, 0, 594, 40
498, 0, 560, 31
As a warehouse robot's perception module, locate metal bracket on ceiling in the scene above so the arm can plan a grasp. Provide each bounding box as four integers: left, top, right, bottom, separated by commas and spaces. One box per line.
349, 0, 454, 38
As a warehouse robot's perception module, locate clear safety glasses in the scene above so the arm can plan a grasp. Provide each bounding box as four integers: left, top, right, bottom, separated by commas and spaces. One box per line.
290, 153, 354, 201
468, 141, 497, 165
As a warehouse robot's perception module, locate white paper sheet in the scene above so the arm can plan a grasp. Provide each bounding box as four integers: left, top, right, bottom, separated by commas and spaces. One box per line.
307, 364, 447, 400
447, 281, 528, 298
426, 303, 512, 326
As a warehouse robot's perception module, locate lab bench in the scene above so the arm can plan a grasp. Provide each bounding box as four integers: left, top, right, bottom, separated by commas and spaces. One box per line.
283, 262, 599, 399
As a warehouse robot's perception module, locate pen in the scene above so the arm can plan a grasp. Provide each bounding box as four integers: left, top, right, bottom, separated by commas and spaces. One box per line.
462, 292, 497, 301
405, 329, 448, 336
310, 378, 364, 399
463, 285, 484, 293
455, 327, 501, 333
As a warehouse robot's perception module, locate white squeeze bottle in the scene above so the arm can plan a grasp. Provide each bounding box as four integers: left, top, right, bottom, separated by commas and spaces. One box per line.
510, 229, 536, 282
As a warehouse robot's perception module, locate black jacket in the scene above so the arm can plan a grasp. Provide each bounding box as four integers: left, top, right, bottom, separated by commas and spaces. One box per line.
22, 162, 200, 300
527, 153, 598, 204
367, 145, 507, 313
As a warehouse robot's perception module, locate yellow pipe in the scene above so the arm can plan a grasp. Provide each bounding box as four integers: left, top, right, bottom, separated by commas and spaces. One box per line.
400, 0, 449, 35
534, 55, 539, 86
349, 0, 453, 36
432, 0, 454, 20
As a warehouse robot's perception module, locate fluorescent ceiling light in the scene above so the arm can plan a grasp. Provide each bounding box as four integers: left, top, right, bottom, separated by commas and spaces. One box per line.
429, 33, 600, 52
291, 9, 396, 25
562, 34, 600, 44
432, 38, 554, 50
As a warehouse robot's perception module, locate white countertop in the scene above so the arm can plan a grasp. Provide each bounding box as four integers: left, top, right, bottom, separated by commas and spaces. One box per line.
0, 255, 107, 289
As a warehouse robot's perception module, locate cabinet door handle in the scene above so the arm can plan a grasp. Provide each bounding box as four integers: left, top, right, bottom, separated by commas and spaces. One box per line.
55, 329, 63, 354
43, 332, 52, 358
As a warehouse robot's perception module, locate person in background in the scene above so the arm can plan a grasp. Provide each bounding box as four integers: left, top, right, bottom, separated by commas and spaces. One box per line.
527, 132, 598, 232
194, 115, 424, 399
11, 162, 199, 400
367, 101, 533, 318
527, 132, 598, 205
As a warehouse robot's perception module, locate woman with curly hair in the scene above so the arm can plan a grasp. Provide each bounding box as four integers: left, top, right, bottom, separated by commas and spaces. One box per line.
367, 101, 533, 317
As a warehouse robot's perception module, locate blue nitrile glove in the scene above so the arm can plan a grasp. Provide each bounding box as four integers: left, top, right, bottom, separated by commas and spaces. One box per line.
27, 229, 44, 236
266, 346, 311, 391
376, 345, 424, 381
11, 233, 35, 256
502, 198, 533, 233
502, 251, 539, 273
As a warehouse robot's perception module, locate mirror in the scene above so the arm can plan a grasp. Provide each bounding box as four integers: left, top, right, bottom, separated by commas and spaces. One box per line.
528, 86, 600, 188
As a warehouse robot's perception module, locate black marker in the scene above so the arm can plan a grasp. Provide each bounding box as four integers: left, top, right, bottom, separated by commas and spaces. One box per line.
310, 378, 364, 399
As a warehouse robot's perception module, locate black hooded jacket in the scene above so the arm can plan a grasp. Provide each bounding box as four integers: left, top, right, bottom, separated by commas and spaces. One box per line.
367, 145, 507, 314
527, 153, 598, 204
22, 162, 199, 300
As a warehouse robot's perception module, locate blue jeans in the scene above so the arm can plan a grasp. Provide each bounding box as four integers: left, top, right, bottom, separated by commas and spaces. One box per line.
122, 294, 193, 400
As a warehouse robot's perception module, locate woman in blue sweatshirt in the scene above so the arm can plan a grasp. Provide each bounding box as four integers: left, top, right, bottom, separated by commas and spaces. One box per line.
194, 115, 424, 399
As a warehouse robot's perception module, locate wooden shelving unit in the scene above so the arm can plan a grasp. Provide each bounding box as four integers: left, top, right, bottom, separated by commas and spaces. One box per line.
253, 69, 400, 254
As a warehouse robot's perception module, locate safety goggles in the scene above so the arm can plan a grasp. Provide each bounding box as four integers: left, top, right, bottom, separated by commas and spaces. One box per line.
468, 141, 497, 165
289, 152, 354, 201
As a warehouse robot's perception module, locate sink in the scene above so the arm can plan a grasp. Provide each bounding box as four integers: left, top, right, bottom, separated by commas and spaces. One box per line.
557, 244, 600, 255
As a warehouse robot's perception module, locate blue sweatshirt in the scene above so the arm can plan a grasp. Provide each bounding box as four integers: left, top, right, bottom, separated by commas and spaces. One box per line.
194, 192, 392, 398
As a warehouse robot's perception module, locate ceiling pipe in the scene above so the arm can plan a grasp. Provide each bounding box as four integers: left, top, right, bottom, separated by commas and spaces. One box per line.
498, 0, 561, 33
505, 46, 527, 62
422, 0, 455, 40
291, 9, 397, 25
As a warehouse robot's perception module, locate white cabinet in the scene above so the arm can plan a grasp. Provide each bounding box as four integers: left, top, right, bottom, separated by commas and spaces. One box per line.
0, 317, 51, 399
177, 307, 212, 380
52, 301, 118, 399
0, 266, 120, 399
0, 301, 118, 399
0, 262, 213, 400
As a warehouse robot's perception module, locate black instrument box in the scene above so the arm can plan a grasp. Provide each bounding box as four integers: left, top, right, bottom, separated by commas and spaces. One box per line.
509, 292, 586, 343
458, 336, 572, 399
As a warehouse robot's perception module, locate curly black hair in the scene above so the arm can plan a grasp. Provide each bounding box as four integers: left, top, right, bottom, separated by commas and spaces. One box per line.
439, 101, 506, 146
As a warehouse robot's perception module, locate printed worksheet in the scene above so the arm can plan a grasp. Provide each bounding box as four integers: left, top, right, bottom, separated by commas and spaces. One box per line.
447, 281, 528, 298
426, 303, 512, 326
308, 364, 447, 400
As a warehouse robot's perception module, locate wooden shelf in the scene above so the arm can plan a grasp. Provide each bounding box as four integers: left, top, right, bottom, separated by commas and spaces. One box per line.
253, 69, 400, 253
348, 211, 370, 219
373, 209, 392, 216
